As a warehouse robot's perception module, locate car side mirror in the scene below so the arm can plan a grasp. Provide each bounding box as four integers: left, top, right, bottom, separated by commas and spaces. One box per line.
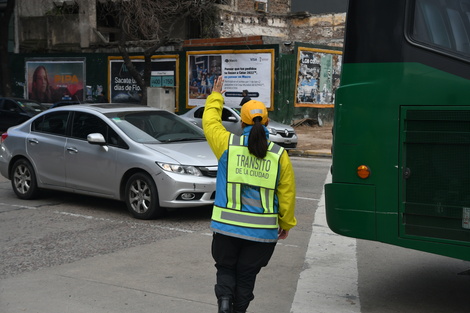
87, 133, 106, 145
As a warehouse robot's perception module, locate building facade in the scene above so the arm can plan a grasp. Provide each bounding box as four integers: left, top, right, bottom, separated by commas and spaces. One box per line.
10, 0, 345, 54
3, 0, 346, 124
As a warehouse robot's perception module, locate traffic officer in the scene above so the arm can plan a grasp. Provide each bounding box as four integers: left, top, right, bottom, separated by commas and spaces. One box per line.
202, 76, 297, 313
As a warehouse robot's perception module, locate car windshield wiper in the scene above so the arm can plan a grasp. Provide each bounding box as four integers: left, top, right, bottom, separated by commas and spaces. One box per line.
160, 137, 206, 143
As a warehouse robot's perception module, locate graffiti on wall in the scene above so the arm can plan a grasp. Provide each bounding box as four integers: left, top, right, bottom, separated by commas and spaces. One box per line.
295, 47, 342, 108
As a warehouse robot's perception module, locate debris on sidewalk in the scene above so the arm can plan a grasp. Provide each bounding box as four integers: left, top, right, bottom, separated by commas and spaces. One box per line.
291, 118, 318, 128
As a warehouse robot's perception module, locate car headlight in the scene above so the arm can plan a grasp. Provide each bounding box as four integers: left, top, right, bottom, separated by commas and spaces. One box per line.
266, 126, 277, 135
156, 162, 202, 176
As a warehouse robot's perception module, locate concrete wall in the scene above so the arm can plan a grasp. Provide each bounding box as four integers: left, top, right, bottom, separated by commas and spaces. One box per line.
20, 15, 81, 51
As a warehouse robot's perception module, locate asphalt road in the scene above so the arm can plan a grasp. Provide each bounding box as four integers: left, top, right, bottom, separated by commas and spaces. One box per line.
0, 156, 330, 313
1, 156, 469, 313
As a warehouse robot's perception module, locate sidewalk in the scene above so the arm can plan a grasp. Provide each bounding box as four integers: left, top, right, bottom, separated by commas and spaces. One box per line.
288, 148, 332, 158
290, 172, 360, 313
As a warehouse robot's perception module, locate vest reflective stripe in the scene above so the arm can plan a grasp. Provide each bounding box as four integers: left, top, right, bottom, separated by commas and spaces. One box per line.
226, 182, 241, 209
268, 141, 283, 155
260, 188, 275, 213
213, 206, 279, 229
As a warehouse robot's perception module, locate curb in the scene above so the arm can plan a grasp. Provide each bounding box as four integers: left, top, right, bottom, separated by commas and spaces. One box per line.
288, 149, 332, 158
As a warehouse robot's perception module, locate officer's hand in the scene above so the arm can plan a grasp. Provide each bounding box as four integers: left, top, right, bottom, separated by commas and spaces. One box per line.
212, 76, 225, 94
278, 228, 289, 240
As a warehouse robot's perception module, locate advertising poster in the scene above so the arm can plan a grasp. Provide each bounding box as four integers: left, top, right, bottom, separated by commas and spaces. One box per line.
295, 47, 342, 108
187, 50, 274, 108
109, 56, 178, 103
26, 59, 85, 103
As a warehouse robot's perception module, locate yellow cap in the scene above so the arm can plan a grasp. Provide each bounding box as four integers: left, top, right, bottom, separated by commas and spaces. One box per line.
240, 100, 268, 125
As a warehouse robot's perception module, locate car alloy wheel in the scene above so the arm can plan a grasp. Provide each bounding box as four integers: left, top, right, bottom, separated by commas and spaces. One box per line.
11, 158, 40, 200
125, 172, 164, 219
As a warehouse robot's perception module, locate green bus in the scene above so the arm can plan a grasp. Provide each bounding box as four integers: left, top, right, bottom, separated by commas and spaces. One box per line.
325, 0, 470, 261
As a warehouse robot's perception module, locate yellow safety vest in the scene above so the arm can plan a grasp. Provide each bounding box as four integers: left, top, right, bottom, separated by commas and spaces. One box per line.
211, 134, 284, 229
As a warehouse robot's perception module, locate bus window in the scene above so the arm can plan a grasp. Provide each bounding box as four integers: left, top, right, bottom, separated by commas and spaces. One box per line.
447, 8, 470, 53
411, 0, 470, 58
414, 0, 451, 48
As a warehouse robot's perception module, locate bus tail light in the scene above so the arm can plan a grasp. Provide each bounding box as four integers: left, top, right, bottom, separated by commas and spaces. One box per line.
357, 165, 370, 179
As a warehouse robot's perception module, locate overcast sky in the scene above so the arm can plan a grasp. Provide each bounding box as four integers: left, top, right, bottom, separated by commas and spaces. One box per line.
291, 0, 348, 14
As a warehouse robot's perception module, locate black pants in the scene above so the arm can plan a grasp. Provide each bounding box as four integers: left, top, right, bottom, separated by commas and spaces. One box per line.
211, 232, 276, 312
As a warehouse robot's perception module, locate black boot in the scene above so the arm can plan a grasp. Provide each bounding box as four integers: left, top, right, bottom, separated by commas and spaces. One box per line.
218, 296, 232, 313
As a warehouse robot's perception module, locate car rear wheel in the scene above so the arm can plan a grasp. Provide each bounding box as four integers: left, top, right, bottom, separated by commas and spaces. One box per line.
125, 172, 165, 219
11, 158, 40, 200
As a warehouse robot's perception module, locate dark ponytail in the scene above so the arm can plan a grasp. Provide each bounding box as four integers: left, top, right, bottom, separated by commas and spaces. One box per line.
248, 116, 268, 159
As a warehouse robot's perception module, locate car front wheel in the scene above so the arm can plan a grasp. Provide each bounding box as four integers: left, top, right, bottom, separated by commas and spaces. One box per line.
124, 172, 165, 219
11, 158, 40, 200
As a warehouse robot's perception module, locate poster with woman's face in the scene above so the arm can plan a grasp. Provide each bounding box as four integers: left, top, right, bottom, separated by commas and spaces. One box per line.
295, 48, 342, 108
26, 59, 85, 104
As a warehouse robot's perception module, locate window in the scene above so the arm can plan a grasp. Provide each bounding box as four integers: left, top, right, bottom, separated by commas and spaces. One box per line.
194, 107, 205, 118
32, 111, 69, 136
3, 100, 18, 112
71, 112, 126, 147
221, 108, 236, 121
410, 0, 470, 58
72, 112, 106, 140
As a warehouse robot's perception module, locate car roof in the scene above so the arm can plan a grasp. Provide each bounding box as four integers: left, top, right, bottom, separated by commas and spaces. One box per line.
50, 103, 169, 114
0, 97, 41, 103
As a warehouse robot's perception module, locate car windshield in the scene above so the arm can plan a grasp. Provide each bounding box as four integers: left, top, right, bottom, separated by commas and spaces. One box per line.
16, 100, 46, 114
108, 110, 206, 143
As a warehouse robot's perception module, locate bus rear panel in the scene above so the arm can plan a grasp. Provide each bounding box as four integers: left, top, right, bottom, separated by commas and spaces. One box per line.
325, 0, 470, 261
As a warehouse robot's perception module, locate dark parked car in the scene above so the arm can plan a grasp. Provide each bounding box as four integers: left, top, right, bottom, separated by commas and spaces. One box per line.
0, 97, 48, 131
50, 100, 81, 108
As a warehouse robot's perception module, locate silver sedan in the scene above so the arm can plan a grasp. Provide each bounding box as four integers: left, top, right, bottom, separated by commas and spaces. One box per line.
179, 105, 298, 149
0, 104, 218, 219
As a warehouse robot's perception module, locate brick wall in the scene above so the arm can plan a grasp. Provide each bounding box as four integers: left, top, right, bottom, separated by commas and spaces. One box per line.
183, 36, 264, 48
214, 2, 346, 48
289, 13, 346, 47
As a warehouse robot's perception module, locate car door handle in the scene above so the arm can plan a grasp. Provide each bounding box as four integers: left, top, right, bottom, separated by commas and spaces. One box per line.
28, 138, 39, 144
66, 147, 78, 153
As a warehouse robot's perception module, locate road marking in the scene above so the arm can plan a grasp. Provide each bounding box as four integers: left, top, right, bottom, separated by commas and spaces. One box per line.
0, 202, 38, 210
290, 172, 361, 313
54, 211, 194, 233
296, 196, 320, 201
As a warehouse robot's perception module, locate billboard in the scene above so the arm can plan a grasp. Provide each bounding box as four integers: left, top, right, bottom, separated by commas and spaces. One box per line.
108, 56, 178, 104
295, 47, 342, 108
187, 49, 274, 108
26, 59, 85, 103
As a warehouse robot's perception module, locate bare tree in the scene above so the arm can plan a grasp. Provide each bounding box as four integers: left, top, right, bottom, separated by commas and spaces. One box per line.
99, 0, 219, 105
0, 0, 15, 96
